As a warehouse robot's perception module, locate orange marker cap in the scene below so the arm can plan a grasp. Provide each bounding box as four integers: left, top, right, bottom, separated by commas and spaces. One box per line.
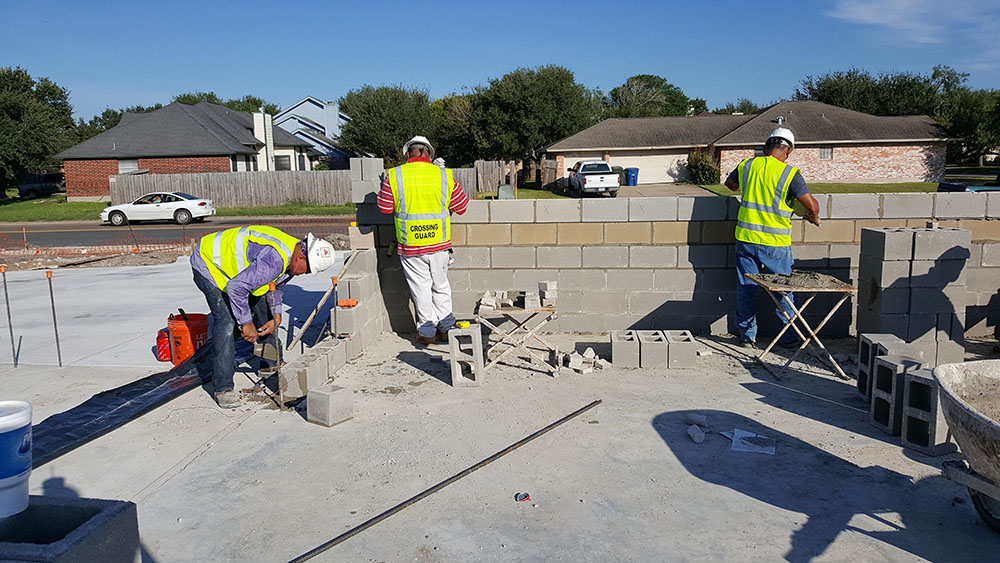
46, 271, 53, 279
268, 282, 276, 291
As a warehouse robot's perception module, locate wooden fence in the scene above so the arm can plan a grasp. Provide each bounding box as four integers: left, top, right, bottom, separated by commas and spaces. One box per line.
110, 170, 355, 207
451, 160, 520, 198
540, 158, 560, 187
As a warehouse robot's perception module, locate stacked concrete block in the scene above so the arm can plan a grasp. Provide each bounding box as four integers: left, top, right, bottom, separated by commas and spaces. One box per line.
332, 249, 388, 352
280, 351, 331, 402
448, 324, 485, 387
307, 384, 354, 427
539, 281, 558, 307
858, 226, 969, 367
636, 330, 667, 368
856, 333, 903, 403
870, 354, 924, 435
611, 330, 639, 368
900, 368, 954, 456
665, 330, 697, 369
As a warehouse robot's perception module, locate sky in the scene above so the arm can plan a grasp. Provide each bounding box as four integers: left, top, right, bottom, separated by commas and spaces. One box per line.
2, 0, 999, 121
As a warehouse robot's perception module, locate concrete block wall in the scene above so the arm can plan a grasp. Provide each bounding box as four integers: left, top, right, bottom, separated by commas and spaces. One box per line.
357, 191, 1000, 338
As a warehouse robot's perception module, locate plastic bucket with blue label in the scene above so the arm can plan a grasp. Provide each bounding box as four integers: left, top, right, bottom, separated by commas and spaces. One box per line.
0, 401, 32, 518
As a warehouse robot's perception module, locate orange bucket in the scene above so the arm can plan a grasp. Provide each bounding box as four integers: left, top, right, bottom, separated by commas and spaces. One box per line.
167, 313, 209, 366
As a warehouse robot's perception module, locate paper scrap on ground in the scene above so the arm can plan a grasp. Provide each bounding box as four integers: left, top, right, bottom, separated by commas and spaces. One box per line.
721, 429, 776, 455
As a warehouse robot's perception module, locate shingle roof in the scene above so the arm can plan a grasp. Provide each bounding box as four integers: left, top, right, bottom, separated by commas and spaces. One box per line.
57, 102, 310, 159
547, 115, 752, 151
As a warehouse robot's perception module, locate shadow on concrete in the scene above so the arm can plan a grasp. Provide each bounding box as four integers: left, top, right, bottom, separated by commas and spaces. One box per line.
396, 350, 452, 386
281, 284, 333, 351
654, 409, 993, 562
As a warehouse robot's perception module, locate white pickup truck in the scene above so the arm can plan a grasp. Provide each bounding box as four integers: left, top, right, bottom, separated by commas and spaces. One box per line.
566, 160, 620, 197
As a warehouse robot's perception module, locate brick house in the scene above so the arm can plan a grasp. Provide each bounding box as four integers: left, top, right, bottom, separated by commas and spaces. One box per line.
546, 100, 951, 184
56, 102, 313, 201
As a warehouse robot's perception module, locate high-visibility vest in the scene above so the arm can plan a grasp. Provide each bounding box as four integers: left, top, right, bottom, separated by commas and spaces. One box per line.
198, 226, 299, 296
734, 156, 799, 247
387, 162, 454, 248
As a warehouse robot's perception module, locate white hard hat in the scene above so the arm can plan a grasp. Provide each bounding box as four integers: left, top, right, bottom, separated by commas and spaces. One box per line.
403, 135, 434, 157
304, 233, 336, 275
768, 127, 795, 148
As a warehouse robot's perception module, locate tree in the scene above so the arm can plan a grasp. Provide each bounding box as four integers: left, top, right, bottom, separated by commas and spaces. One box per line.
931, 66, 1000, 162
794, 68, 937, 116
0, 67, 76, 188
431, 93, 477, 166
471, 65, 601, 160
712, 98, 762, 115
337, 85, 433, 164
605, 74, 692, 117
72, 103, 162, 142
173, 91, 280, 115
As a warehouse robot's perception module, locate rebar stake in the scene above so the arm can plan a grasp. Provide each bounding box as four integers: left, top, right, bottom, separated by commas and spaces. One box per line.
1, 265, 15, 367
46, 271, 62, 367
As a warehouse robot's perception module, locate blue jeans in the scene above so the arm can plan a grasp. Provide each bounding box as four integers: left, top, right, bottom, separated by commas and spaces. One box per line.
193, 271, 276, 392
735, 241, 795, 343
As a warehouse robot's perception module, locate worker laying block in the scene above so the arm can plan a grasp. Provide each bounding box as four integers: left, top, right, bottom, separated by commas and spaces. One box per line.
379, 135, 469, 345
191, 226, 337, 408
724, 127, 821, 350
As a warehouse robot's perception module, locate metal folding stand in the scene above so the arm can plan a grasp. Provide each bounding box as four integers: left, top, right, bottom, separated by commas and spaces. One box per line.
745, 272, 855, 381
475, 305, 559, 374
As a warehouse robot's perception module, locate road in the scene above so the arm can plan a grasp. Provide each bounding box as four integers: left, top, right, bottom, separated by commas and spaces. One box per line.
0, 216, 354, 248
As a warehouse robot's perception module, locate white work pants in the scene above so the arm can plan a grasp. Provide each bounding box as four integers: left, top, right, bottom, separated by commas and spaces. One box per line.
400, 251, 455, 338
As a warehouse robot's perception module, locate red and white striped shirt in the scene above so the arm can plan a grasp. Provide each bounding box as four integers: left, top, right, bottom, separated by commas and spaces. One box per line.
378, 157, 469, 256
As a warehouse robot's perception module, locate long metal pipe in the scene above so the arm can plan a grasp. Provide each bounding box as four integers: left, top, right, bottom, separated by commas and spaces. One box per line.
287, 399, 603, 562
1, 266, 15, 367
46, 271, 62, 367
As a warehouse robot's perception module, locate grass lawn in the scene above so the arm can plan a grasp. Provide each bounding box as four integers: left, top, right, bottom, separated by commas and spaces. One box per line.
215, 202, 355, 217
698, 182, 937, 196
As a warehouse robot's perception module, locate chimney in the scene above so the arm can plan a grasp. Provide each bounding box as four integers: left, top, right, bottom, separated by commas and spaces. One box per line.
253, 112, 276, 171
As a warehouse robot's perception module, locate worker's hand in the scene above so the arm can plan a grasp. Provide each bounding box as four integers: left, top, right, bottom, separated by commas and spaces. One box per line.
241, 323, 259, 343
806, 213, 821, 226
257, 315, 280, 337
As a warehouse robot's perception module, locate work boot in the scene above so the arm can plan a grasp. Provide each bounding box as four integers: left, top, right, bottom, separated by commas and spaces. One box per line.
415, 334, 436, 346
741, 339, 757, 350
436, 331, 450, 343
215, 390, 241, 409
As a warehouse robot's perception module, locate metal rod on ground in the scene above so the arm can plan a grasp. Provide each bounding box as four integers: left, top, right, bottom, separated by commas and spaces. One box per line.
1, 266, 16, 367
287, 399, 604, 563
46, 271, 61, 367
286, 250, 358, 351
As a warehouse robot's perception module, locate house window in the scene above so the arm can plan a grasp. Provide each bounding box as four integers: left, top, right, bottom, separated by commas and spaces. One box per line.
117, 159, 138, 174
231, 156, 238, 171
275, 155, 291, 171
248, 155, 257, 171
820, 146, 833, 160
298, 154, 306, 170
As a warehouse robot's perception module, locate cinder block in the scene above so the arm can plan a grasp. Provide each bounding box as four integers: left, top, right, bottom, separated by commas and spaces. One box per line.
582, 198, 628, 222
653, 269, 698, 290
908, 285, 969, 314
911, 227, 972, 261
935, 339, 965, 365
901, 369, 955, 456
677, 196, 728, 220
677, 245, 728, 268
489, 200, 535, 223
984, 243, 1000, 267
556, 269, 606, 291
857, 334, 903, 403
607, 269, 654, 291
855, 309, 908, 340
828, 193, 881, 219
349, 158, 363, 181
490, 247, 536, 269
611, 330, 640, 368
882, 193, 934, 219
452, 200, 489, 223
450, 247, 490, 269
537, 246, 582, 268
880, 338, 935, 365
307, 384, 354, 427
636, 330, 667, 369
279, 353, 329, 400
448, 324, 485, 386
538, 280, 557, 292
630, 246, 678, 268
860, 228, 914, 261
937, 313, 966, 342
351, 180, 377, 204
989, 192, 1000, 219
0, 495, 140, 563
909, 259, 967, 287
934, 192, 988, 219
355, 202, 394, 226
870, 354, 924, 435
347, 225, 376, 249
535, 199, 581, 223
582, 246, 629, 268
906, 313, 938, 342
858, 254, 911, 287
360, 158, 384, 181
628, 197, 678, 221
858, 282, 909, 314
322, 338, 348, 375
332, 304, 360, 335
665, 330, 697, 369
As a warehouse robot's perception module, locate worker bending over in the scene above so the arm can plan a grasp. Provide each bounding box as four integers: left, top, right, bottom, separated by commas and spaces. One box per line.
379, 136, 469, 345
191, 226, 336, 408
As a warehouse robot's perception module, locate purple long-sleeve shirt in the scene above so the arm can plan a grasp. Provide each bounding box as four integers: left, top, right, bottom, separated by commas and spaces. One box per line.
191, 242, 290, 325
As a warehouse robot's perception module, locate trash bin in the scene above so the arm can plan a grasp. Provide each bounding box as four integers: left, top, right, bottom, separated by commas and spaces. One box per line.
625, 168, 639, 186
611, 166, 626, 186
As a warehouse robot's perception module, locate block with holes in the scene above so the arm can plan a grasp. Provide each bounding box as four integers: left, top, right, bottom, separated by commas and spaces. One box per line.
448, 324, 484, 387
900, 368, 956, 456
870, 354, 924, 435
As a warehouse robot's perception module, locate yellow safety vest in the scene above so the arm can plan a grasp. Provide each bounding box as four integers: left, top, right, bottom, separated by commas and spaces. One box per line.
734, 156, 799, 247
387, 162, 454, 247
198, 226, 300, 296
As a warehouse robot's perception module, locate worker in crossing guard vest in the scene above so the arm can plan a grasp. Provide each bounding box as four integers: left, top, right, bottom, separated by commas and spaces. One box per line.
191, 226, 337, 408
379, 135, 469, 345
724, 127, 821, 350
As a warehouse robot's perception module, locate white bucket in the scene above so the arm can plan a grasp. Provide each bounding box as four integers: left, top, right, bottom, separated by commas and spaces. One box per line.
0, 401, 32, 518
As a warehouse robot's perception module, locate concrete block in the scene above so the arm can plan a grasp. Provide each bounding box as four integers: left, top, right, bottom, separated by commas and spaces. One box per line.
582, 246, 629, 268
582, 198, 629, 222
322, 338, 348, 375
535, 199, 582, 223
489, 200, 535, 223
653, 269, 698, 290
360, 158, 384, 181
858, 254, 911, 288
512, 269, 560, 290
629, 197, 678, 221
636, 330, 667, 368
452, 200, 489, 223
448, 324, 484, 386
906, 313, 938, 342
349, 158, 363, 181
726, 196, 741, 219
908, 285, 969, 314
537, 246, 582, 268
967, 267, 1000, 291
351, 180, 377, 204
332, 304, 360, 335
557, 269, 606, 291
611, 330, 640, 368
677, 245, 729, 268
935, 338, 966, 365
859, 228, 914, 260
630, 246, 678, 268
828, 193, 881, 219
0, 495, 140, 563
490, 247, 536, 269
538, 280, 557, 292
665, 330, 697, 369
989, 192, 1000, 219
880, 338, 935, 365
981, 243, 1000, 267
934, 192, 988, 219
450, 247, 491, 270
870, 354, 924, 435
882, 193, 934, 219
855, 309, 908, 340
909, 259, 967, 287
857, 333, 903, 402
307, 384, 354, 427
901, 369, 956, 456
912, 228, 972, 261
857, 282, 909, 314
677, 196, 728, 220
937, 313, 966, 342
607, 269, 654, 291
355, 202, 393, 226
347, 225, 376, 249
573, 290, 629, 314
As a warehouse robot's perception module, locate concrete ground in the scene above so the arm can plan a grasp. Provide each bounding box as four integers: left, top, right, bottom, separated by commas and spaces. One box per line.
3, 259, 1000, 562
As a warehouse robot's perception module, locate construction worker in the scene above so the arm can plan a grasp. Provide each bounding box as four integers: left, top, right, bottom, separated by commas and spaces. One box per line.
191, 227, 337, 408
724, 127, 820, 349
379, 135, 469, 345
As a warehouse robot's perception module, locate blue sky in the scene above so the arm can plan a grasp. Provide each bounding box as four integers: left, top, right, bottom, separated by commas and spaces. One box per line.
2, 0, 998, 121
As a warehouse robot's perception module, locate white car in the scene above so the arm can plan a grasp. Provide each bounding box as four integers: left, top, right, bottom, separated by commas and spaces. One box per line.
100, 192, 216, 226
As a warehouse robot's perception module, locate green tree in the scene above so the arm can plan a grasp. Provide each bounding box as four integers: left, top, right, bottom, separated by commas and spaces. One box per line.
712, 98, 762, 115
794, 68, 937, 116
0, 66, 76, 188
73, 103, 162, 141
605, 74, 692, 117
931, 66, 1000, 162
471, 65, 601, 160
173, 91, 280, 115
431, 93, 477, 166
337, 85, 433, 164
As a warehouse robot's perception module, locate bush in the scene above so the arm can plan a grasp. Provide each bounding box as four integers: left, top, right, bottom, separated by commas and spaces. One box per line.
686, 150, 720, 185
